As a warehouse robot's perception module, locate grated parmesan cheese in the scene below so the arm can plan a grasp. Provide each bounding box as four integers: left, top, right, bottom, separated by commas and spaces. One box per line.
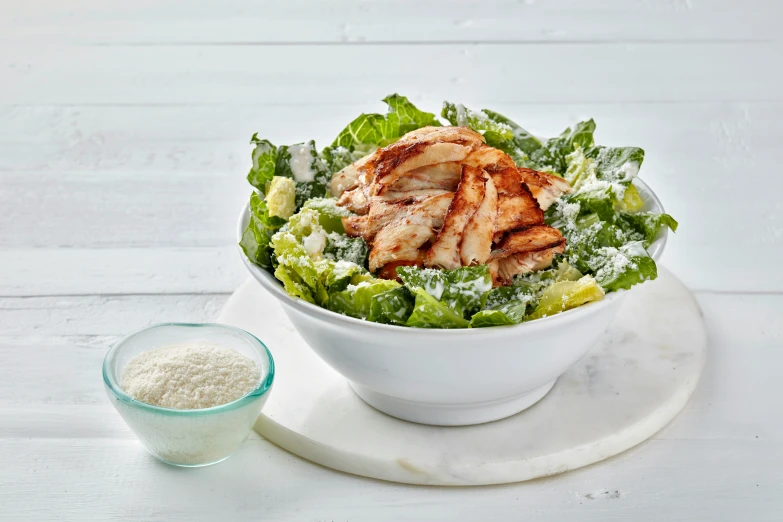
121, 342, 260, 410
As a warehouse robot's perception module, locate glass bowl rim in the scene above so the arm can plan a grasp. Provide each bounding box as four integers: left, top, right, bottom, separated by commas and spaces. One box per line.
102, 322, 275, 416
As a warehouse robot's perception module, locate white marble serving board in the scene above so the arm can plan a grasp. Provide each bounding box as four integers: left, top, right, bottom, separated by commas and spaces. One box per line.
218, 267, 706, 486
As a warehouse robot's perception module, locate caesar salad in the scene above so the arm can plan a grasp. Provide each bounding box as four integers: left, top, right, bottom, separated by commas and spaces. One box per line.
239, 95, 677, 329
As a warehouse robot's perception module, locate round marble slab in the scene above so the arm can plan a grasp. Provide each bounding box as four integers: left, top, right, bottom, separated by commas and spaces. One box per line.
218, 267, 706, 486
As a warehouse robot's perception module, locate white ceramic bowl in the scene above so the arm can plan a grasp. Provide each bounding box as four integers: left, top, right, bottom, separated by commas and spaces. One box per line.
237, 179, 667, 426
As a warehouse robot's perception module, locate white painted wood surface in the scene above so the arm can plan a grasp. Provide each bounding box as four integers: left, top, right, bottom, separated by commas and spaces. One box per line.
1, 1, 781, 519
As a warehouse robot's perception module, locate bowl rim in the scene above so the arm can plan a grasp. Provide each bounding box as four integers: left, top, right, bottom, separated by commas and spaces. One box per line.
103, 322, 275, 415
236, 178, 668, 335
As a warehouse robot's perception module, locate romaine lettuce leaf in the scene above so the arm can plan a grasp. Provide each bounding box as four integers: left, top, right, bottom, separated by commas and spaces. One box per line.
320, 260, 365, 294
329, 279, 401, 320
275, 141, 332, 209
246, 136, 277, 194
592, 242, 658, 292
323, 233, 368, 267
397, 265, 492, 318
527, 275, 604, 320
284, 208, 323, 242
482, 109, 545, 157
302, 197, 352, 233
585, 145, 644, 188
440, 102, 549, 168
512, 260, 583, 297
442, 102, 514, 148
368, 287, 414, 326
321, 145, 366, 173
469, 286, 535, 327
239, 192, 287, 270
405, 288, 470, 329
617, 212, 678, 248
271, 231, 327, 304
247, 136, 332, 211
331, 94, 439, 151
617, 184, 645, 213
543, 120, 596, 174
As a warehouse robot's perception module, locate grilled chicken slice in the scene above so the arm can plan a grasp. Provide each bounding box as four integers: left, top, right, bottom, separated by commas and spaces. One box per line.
368, 194, 455, 273
389, 125, 485, 148
489, 247, 565, 286
378, 162, 462, 193
460, 175, 497, 266
343, 192, 453, 244
370, 223, 435, 274
490, 225, 565, 260
328, 152, 374, 198
462, 145, 516, 170
377, 188, 453, 203
516, 168, 572, 211
424, 165, 488, 270
337, 185, 372, 215
489, 167, 544, 241
488, 225, 566, 286
363, 126, 484, 195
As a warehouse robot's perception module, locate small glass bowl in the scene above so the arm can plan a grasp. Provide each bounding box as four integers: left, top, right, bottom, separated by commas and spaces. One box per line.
103, 323, 274, 467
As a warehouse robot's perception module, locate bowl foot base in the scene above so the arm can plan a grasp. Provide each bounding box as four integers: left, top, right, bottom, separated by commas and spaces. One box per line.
349, 380, 557, 426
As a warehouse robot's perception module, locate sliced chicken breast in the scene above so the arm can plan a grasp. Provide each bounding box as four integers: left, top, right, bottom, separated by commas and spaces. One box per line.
379, 162, 462, 193
488, 225, 566, 285
516, 168, 572, 211
343, 192, 453, 244
370, 221, 436, 273
363, 126, 484, 194
489, 245, 566, 286
328, 152, 374, 198
337, 185, 371, 215
462, 145, 516, 170
460, 175, 498, 266
489, 167, 545, 240
369, 194, 454, 273
490, 225, 566, 261
424, 165, 488, 270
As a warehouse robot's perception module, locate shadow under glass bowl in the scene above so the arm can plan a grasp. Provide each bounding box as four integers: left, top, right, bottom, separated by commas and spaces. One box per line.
236, 179, 667, 426
103, 323, 274, 466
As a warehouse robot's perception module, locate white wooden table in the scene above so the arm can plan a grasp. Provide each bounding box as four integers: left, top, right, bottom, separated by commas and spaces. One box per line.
2, 2, 781, 520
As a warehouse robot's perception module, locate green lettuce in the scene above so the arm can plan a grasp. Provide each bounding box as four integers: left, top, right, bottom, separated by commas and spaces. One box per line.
331, 94, 439, 151
543, 120, 596, 174
302, 197, 351, 233
617, 211, 678, 248
397, 265, 492, 318
275, 141, 332, 209
246, 136, 277, 195
239, 192, 287, 270
246, 138, 332, 211
323, 233, 368, 267
469, 286, 535, 327
527, 275, 605, 320
368, 287, 415, 326
405, 288, 470, 329
329, 279, 401, 320
271, 231, 324, 304
442, 102, 514, 148
592, 242, 658, 292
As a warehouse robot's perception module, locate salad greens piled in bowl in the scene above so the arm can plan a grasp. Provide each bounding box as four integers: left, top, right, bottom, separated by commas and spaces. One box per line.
239, 94, 676, 330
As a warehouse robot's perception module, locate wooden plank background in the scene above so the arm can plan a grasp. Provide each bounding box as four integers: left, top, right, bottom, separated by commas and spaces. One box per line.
1, 1, 781, 520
